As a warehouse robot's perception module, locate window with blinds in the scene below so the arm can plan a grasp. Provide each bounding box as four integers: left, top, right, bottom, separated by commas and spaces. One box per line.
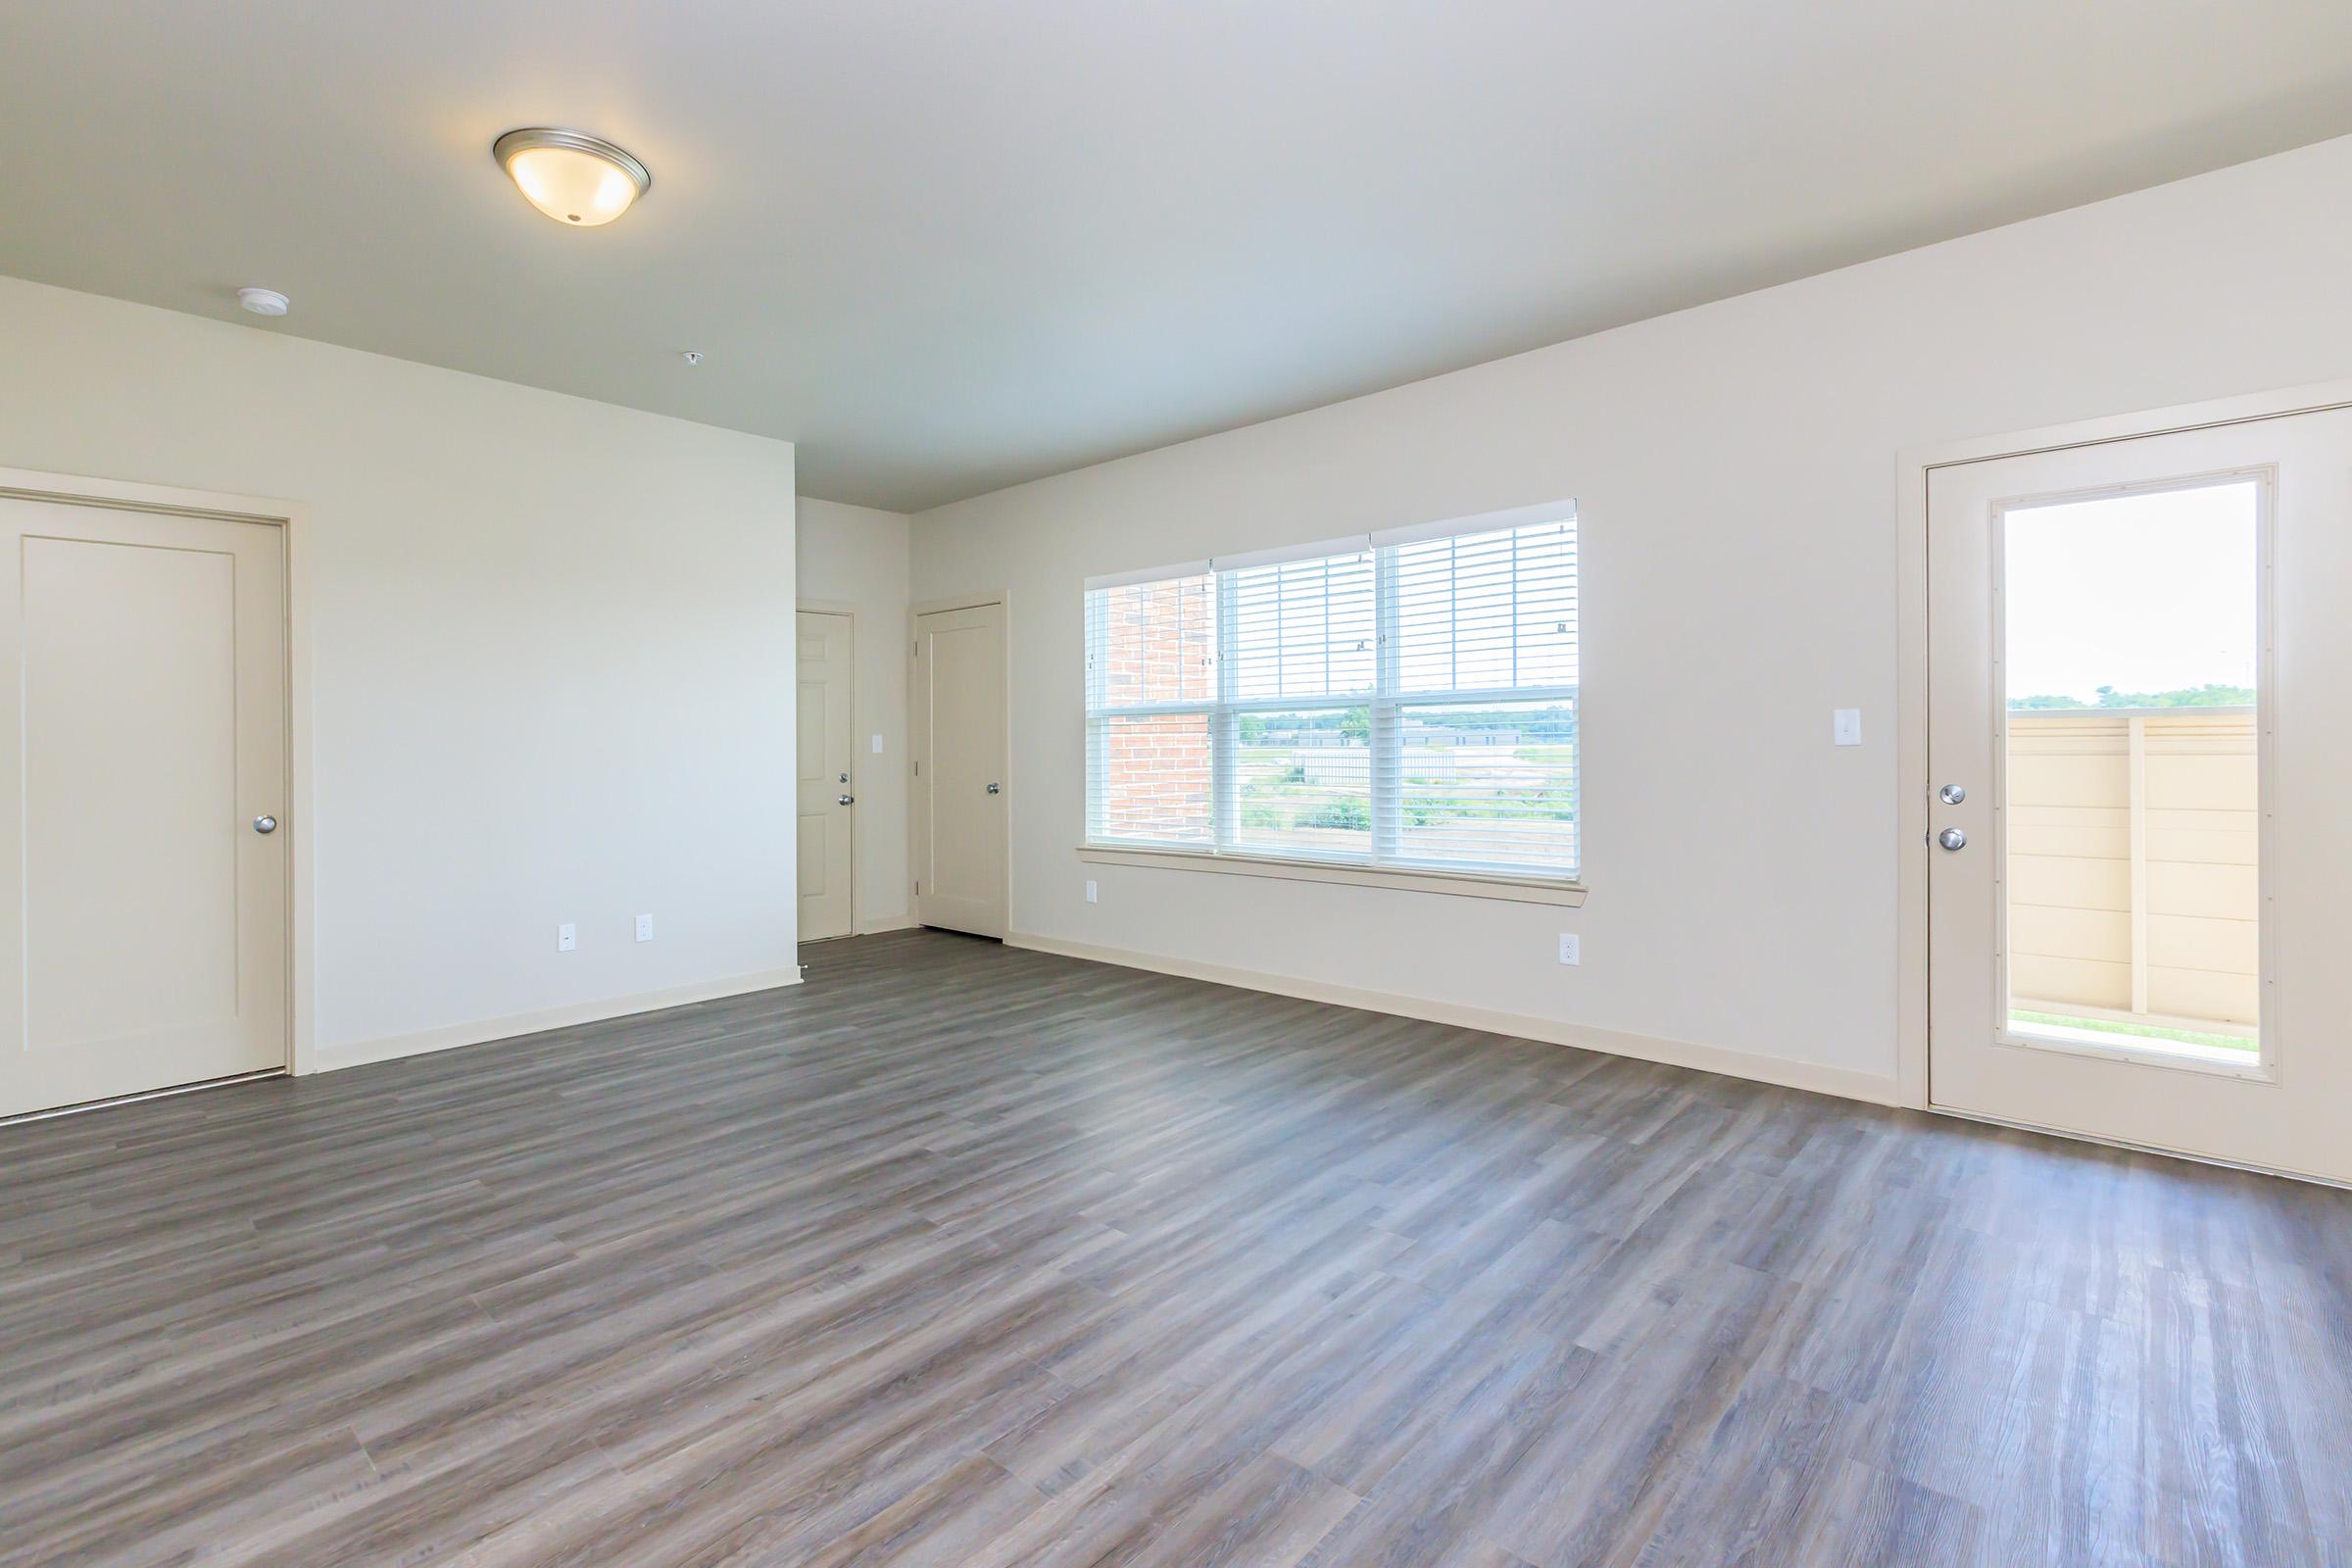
1084, 505, 1580, 881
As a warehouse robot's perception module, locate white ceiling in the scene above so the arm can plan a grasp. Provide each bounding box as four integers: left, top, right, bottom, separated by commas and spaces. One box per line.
6, 3, 2350, 512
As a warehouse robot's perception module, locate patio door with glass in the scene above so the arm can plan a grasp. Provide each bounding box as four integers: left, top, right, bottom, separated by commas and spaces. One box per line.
1927, 406, 2352, 1183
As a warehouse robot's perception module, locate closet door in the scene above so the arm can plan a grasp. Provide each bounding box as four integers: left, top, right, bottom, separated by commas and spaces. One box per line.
911, 600, 1007, 939
0, 495, 287, 1117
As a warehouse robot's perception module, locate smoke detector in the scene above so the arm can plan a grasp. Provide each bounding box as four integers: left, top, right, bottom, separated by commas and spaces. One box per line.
237, 287, 290, 317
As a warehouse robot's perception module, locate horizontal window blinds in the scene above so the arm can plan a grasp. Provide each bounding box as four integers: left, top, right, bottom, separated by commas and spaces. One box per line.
1085, 509, 1579, 879
1227, 549, 1375, 703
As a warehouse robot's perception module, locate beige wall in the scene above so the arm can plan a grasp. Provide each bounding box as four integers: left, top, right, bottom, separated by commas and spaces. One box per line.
0, 275, 802, 1066
909, 134, 2352, 1092
797, 498, 913, 931
2008, 709, 2259, 1026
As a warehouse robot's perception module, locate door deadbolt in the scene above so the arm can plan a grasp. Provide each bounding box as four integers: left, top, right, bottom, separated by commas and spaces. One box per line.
986, 782, 1002, 795
1938, 783, 1966, 806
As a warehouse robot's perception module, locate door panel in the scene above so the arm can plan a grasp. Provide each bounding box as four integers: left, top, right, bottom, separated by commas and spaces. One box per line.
0, 497, 287, 1117
1927, 408, 2352, 1181
24, 537, 240, 1049
795, 611, 856, 942
912, 602, 1006, 938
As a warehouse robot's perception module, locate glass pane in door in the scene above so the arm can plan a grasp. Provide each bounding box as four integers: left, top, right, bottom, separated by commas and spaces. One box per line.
2001, 479, 2261, 1061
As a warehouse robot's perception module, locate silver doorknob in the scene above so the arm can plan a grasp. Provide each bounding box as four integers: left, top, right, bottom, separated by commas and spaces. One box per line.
837, 794, 855, 806
254, 815, 278, 835
1938, 783, 1967, 806
986, 782, 1001, 795
1937, 827, 1966, 852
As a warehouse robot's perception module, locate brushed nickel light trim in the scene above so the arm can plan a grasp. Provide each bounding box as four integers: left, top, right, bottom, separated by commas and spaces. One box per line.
491, 127, 652, 225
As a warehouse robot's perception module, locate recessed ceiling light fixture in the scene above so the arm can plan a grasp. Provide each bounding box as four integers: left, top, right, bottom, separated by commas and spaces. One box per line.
492, 127, 650, 227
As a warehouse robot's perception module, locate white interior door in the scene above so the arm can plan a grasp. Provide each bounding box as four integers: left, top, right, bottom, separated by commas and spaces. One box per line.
0, 496, 288, 1118
796, 610, 857, 942
1927, 407, 2352, 1182
912, 600, 1007, 939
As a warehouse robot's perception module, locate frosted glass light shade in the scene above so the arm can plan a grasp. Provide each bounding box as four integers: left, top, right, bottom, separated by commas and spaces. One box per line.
492, 129, 650, 227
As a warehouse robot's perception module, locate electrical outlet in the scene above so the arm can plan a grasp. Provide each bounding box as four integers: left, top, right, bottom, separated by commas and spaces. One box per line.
558, 922, 576, 953
1085, 880, 1099, 905
1557, 932, 1580, 966
635, 912, 654, 942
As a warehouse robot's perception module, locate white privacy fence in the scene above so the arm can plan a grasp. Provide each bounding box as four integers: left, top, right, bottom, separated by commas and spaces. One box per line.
2005, 707, 2257, 1032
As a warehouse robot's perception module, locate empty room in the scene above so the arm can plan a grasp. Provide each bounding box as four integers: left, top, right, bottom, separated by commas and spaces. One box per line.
5, 4, 2352, 1564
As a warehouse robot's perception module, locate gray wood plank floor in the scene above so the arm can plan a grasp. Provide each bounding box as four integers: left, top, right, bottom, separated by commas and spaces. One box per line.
4, 930, 2349, 1567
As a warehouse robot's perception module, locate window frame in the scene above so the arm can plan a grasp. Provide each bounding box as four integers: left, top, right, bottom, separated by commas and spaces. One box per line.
1083, 503, 1583, 899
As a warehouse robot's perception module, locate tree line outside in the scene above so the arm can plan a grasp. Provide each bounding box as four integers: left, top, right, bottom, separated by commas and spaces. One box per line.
2010, 683, 2254, 710
1237, 704, 1576, 836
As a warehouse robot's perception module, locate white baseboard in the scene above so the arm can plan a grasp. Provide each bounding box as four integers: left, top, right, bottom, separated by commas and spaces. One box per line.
1005, 932, 1901, 1107
315, 965, 806, 1075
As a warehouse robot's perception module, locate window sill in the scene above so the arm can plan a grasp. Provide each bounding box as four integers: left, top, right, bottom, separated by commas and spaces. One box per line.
1076, 844, 1587, 906
1998, 1026, 2275, 1083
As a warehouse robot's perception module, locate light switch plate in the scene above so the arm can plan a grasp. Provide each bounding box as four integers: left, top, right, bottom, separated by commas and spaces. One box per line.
870, 734, 884, 753
1085, 880, 1099, 904
558, 922, 576, 953
635, 912, 654, 942
1833, 708, 1863, 747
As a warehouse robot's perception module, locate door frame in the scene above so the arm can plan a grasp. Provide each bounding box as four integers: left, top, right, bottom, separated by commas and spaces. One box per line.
0, 466, 315, 1079
796, 600, 858, 941
908, 590, 1011, 937
1896, 377, 2352, 1115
